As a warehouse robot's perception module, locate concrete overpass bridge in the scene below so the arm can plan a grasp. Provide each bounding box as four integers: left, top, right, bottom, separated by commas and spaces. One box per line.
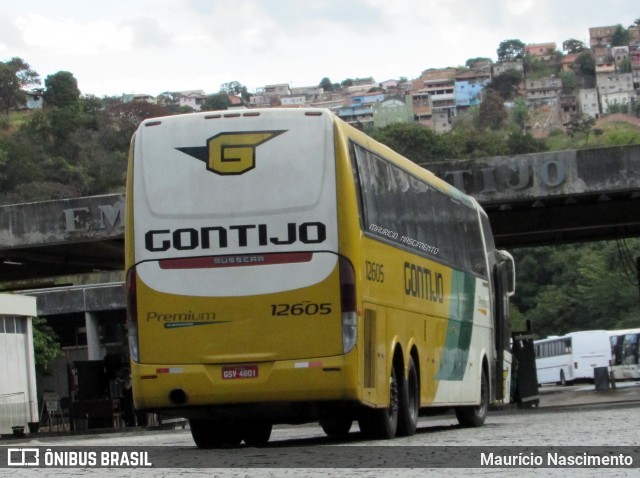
425, 144, 640, 248
1, 144, 639, 362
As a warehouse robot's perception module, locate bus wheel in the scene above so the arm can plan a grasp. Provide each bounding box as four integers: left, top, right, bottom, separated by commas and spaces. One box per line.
358, 363, 399, 439
320, 415, 353, 438
241, 421, 273, 446
455, 368, 488, 428
189, 419, 242, 449
397, 355, 419, 437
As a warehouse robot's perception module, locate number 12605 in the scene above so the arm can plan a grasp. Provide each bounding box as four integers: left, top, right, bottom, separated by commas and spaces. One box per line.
270, 302, 332, 316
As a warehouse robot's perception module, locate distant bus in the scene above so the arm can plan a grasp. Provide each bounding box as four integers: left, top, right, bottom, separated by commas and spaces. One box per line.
609, 328, 640, 380
534, 330, 611, 385
125, 108, 516, 448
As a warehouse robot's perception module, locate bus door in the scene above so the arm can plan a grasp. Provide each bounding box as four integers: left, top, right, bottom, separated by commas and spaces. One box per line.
494, 251, 515, 403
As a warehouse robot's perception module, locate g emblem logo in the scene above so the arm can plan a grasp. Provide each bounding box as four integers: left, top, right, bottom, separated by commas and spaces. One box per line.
177, 130, 285, 176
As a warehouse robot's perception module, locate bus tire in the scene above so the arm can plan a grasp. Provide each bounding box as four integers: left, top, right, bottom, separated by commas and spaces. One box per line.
358, 363, 399, 439
241, 421, 272, 446
455, 367, 488, 428
189, 419, 242, 449
397, 355, 419, 437
320, 415, 353, 438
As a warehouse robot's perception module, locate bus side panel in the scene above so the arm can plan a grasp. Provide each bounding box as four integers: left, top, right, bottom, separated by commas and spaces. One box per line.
357, 234, 494, 407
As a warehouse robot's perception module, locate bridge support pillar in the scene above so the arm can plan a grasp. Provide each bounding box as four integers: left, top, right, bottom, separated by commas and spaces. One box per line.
85, 312, 101, 360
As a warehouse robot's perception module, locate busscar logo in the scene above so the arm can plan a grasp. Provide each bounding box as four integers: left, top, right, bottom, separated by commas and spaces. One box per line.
177, 130, 286, 175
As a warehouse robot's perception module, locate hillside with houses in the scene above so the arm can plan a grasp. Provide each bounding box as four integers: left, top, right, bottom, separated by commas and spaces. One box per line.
86, 22, 640, 136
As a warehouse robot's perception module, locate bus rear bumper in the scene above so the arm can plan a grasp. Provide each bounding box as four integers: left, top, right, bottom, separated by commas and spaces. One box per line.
131, 355, 358, 415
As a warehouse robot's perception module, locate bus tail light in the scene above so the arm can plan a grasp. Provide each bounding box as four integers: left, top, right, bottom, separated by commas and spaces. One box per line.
126, 268, 140, 363
340, 257, 357, 353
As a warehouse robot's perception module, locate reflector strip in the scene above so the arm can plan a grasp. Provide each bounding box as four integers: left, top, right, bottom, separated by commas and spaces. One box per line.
159, 252, 313, 269
156, 368, 184, 374
294, 361, 322, 368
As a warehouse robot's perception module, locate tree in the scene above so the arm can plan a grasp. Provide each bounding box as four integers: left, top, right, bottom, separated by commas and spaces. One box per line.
618, 57, 632, 74
567, 115, 596, 146
220, 81, 251, 101
574, 52, 596, 88
44, 71, 81, 109
496, 39, 525, 62
511, 97, 529, 132
202, 93, 231, 111
512, 241, 640, 337
487, 69, 522, 100
105, 101, 170, 148
477, 90, 507, 130
559, 70, 577, 93
319, 77, 335, 91
562, 39, 586, 54
507, 129, 547, 155
611, 24, 631, 46
32, 317, 62, 374
0, 57, 40, 115
370, 122, 445, 163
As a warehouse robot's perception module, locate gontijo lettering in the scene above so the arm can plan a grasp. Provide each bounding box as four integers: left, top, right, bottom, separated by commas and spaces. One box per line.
144, 222, 326, 252
404, 261, 444, 303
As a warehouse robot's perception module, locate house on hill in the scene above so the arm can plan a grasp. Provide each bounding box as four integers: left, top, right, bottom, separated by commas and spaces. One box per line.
525, 42, 557, 61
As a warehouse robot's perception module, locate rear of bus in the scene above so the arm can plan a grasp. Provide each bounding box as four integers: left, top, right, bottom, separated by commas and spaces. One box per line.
125, 109, 358, 420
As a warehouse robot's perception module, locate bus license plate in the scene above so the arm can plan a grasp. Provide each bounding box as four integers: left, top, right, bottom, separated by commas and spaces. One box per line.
222, 365, 258, 380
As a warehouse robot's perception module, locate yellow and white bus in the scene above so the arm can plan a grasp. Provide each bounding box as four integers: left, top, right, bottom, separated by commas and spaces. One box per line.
125, 108, 516, 448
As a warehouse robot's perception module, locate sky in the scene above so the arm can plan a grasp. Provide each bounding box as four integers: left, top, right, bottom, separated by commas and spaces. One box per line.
0, 0, 638, 97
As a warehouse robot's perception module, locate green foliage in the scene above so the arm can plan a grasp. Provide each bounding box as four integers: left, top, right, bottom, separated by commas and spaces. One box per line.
0, 57, 40, 114
511, 97, 528, 131
496, 39, 525, 62
567, 115, 596, 145
370, 122, 444, 163
524, 56, 558, 79
202, 93, 231, 111
559, 70, 577, 93
487, 70, 522, 100
507, 129, 547, 155
562, 39, 586, 54
512, 241, 640, 337
44, 71, 81, 109
0, 92, 169, 204
220, 81, 251, 101
32, 317, 62, 374
477, 90, 507, 130
611, 24, 631, 46
574, 52, 596, 88
602, 128, 640, 146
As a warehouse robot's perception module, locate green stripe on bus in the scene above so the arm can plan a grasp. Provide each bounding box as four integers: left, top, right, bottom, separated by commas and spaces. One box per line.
436, 271, 476, 381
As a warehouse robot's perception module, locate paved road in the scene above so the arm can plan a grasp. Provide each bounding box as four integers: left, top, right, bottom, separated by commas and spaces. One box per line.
3, 382, 640, 477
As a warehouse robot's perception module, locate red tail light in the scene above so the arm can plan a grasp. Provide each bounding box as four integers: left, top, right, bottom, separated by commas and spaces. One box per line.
339, 256, 357, 353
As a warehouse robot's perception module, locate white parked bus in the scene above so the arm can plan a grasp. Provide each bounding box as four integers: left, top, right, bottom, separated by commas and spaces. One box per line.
609, 328, 640, 380
534, 330, 612, 385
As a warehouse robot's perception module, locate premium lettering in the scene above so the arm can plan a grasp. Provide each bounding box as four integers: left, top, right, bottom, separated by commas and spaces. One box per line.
146, 311, 216, 322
